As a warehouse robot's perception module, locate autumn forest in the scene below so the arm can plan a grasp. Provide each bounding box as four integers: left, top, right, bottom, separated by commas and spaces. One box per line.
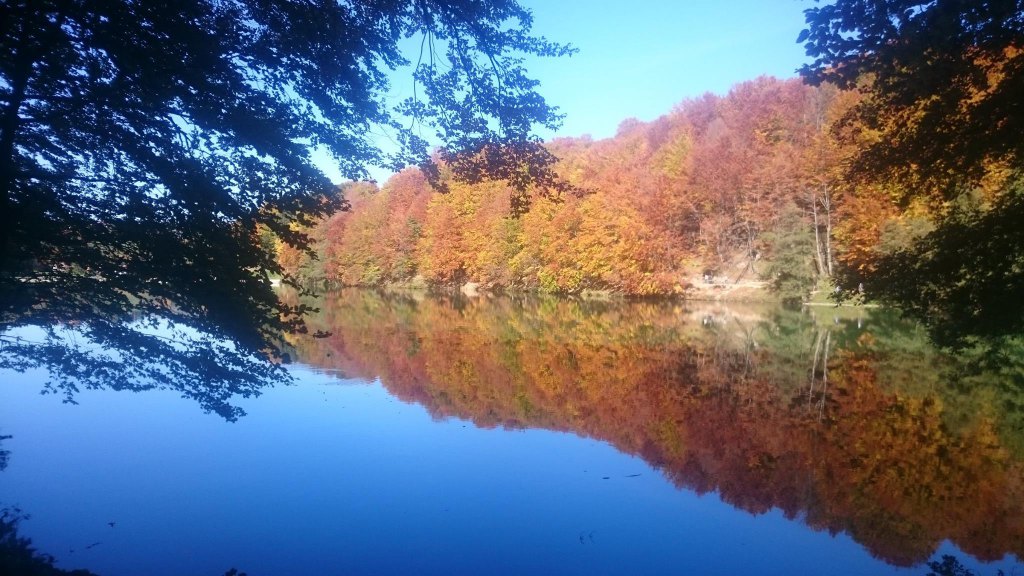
3, 1, 1024, 574
275, 77, 845, 299
272, 74, 1007, 312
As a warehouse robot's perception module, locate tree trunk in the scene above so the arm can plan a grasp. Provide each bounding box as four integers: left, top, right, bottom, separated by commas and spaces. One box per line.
0, 26, 34, 271
808, 329, 823, 407
819, 329, 831, 420
810, 191, 826, 277
744, 220, 756, 278
821, 186, 834, 277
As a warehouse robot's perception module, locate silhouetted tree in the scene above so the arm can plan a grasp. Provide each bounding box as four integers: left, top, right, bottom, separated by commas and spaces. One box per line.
800, 0, 1024, 187
0, 0, 570, 416
799, 0, 1024, 344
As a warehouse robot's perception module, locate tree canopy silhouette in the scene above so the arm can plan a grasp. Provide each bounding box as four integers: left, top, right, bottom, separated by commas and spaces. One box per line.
0, 0, 570, 417
799, 0, 1024, 346
799, 0, 1024, 187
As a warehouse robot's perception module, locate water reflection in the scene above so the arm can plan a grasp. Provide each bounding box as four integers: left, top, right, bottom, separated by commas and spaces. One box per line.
0, 507, 100, 576
282, 289, 1024, 568
0, 321, 286, 421
0, 433, 9, 472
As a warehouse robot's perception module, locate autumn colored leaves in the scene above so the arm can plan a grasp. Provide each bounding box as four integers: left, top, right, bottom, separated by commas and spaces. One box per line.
277, 76, 891, 297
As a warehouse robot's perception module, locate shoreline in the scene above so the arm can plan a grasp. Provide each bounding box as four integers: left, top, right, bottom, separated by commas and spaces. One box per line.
282, 278, 884, 308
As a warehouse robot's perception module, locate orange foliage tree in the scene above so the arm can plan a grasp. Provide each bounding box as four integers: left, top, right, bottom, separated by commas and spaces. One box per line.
278, 76, 894, 301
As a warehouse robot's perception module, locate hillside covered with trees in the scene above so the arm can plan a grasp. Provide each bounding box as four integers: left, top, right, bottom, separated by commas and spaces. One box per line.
274, 75, 939, 302
275, 0, 1024, 341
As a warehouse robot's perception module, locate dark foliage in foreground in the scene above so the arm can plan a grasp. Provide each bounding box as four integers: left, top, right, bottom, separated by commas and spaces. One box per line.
0, 0, 569, 416
800, 0, 1024, 346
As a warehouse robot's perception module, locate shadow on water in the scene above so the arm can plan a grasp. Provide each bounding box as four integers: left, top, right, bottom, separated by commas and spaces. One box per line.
2, 433, 99, 575
0, 507, 100, 576
281, 288, 1024, 569
3, 410, 252, 576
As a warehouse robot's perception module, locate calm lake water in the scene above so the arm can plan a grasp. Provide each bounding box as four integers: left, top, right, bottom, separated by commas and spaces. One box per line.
2, 290, 1023, 575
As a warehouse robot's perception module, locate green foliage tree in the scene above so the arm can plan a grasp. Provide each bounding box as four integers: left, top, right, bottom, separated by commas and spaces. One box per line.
763, 203, 817, 304
0, 0, 570, 417
872, 180, 1024, 347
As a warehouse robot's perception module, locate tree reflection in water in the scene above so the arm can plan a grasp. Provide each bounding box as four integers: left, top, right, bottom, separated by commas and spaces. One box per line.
0, 433, 9, 472
927, 555, 1006, 576
0, 507, 100, 576
281, 289, 1024, 568
0, 320, 288, 421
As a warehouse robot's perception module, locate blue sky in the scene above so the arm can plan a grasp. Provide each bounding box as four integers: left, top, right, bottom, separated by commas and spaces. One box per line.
519, 0, 813, 139
321, 0, 814, 183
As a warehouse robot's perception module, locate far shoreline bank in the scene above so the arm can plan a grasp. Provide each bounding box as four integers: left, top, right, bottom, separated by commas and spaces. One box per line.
278, 278, 881, 309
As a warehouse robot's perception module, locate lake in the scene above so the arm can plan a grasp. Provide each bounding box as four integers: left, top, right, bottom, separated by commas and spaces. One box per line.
1, 289, 1022, 575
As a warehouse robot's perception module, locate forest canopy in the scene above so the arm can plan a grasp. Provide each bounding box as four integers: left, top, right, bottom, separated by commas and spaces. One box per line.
279, 0, 1024, 347
275, 76, 858, 301
799, 0, 1024, 346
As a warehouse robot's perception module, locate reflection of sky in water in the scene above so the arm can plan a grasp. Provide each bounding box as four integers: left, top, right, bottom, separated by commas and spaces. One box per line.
0, 365, 1016, 576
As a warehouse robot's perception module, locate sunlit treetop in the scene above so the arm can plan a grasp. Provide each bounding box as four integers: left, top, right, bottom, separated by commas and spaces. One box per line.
799, 0, 1024, 190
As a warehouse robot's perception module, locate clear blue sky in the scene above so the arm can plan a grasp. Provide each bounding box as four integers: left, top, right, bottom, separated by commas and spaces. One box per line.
520, 0, 813, 140
321, 0, 814, 183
